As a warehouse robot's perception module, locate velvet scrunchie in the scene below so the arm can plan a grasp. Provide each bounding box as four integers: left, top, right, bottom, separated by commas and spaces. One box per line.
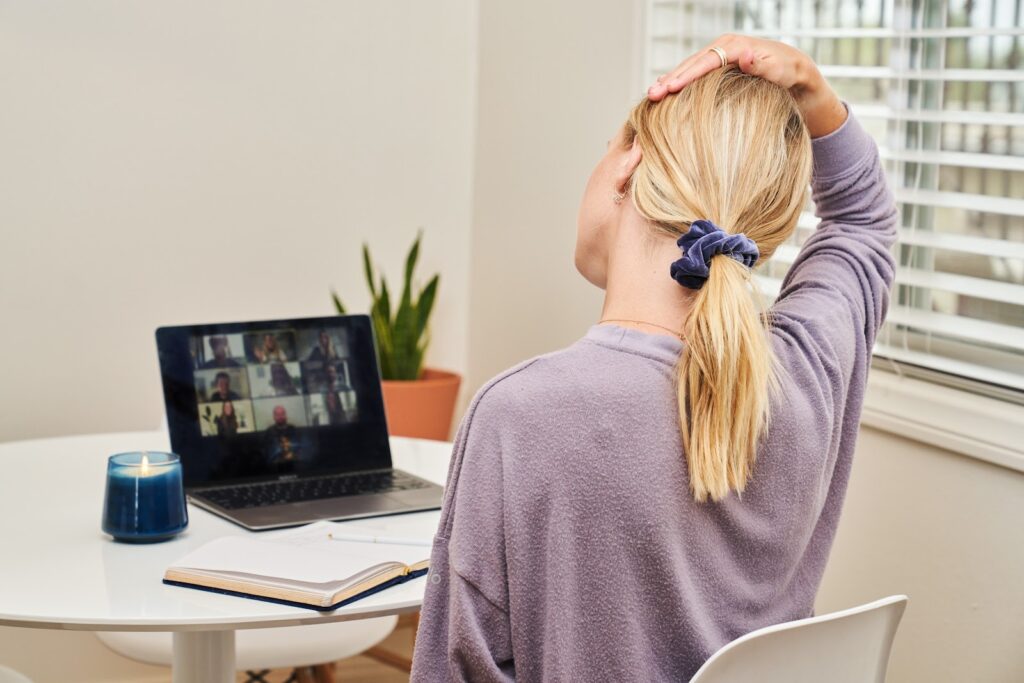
669, 219, 760, 290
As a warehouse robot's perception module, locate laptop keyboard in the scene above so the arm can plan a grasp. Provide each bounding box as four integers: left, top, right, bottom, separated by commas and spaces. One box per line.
197, 470, 431, 510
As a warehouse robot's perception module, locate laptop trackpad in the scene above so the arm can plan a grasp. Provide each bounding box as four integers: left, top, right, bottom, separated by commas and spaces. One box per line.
300, 494, 405, 520
384, 488, 444, 508
234, 494, 403, 528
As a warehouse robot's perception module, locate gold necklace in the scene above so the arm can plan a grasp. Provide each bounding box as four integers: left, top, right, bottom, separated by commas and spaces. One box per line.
598, 318, 685, 340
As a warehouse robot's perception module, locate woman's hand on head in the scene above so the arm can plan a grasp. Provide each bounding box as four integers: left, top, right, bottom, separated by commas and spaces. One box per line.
646, 34, 848, 138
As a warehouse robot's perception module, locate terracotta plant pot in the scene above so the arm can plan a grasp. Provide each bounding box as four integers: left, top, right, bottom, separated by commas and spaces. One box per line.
380, 368, 462, 442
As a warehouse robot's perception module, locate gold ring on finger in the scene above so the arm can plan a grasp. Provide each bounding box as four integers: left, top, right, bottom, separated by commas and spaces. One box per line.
708, 46, 727, 69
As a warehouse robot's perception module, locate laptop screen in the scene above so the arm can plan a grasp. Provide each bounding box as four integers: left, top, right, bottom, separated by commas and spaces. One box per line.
156, 315, 392, 488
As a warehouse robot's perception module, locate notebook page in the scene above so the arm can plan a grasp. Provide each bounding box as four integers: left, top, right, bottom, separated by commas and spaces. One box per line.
169, 535, 427, 584
178, 566, 395, 594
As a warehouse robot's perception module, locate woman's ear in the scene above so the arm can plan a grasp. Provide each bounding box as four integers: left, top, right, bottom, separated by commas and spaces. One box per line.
615, 138, 643, 194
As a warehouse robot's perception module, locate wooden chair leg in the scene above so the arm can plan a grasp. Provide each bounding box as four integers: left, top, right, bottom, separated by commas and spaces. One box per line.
364, 646, 413, 673
312, 663, 335, 683
364, 611, 421, 673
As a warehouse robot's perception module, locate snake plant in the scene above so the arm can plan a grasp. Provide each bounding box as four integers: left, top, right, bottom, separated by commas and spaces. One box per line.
332, 231, 439, 381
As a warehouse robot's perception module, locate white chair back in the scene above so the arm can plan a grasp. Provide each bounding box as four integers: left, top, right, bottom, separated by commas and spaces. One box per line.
690, 595, 908, 683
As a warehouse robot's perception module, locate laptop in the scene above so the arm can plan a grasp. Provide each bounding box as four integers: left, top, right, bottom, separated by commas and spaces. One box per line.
155, 314, 444, 531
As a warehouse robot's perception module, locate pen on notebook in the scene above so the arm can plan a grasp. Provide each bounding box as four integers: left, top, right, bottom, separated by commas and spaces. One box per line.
327, 532, 432, 547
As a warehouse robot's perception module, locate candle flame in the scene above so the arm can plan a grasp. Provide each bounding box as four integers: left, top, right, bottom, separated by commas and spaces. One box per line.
141, 452, 150, 475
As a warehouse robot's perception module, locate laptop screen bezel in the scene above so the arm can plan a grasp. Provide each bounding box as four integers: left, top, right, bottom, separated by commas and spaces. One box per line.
156, 314, 393, 489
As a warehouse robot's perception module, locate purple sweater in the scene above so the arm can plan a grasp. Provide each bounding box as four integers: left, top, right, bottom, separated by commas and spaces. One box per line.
411, 108, 898, 682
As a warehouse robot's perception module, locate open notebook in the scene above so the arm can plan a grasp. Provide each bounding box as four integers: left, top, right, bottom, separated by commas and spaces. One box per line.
163, 520, 432, 611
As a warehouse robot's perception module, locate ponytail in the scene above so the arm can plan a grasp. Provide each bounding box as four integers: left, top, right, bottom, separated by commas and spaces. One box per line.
624, 65, 812, 502
677, 254, 780, 502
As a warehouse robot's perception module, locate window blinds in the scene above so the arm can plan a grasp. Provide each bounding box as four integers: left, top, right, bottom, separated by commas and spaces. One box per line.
645, 0, 1024, 401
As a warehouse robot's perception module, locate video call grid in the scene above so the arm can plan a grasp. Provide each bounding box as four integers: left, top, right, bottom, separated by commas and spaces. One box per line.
190, 328, 360, 437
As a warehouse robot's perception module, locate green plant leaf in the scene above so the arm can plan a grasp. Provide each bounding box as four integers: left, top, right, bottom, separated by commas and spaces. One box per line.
331, 291, 346, 314
387, 230, 425, 380
333, 230, 439, 381
410, 345, 424, 380
374, 270, 398, 379
413, 331, 431, 379
393, 296, 416, 379
403, 229, 422, 297
371, 293, 395, 379
379, 278, 392, 325
415, 275, 439, 341
362, 244, 377, 298
375, 320, 395, 379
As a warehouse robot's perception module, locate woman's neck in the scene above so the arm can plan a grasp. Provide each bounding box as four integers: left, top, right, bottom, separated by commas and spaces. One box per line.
599, 207, 693, 338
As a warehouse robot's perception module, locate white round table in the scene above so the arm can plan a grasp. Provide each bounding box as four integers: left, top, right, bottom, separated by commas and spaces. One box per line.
0, 431, 451, 682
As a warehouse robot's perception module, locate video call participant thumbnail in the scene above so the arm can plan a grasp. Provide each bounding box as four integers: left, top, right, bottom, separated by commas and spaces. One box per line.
246, 332, 296, 364
198, 400, 255, 438
249, 362, 303, 399
200, 335, 242, 368
269, 363, 299, 396
304, 329, 347, 362
209, 372, 240, 401
194, 367, 250, 404
263, 405, 299, 467
252, 396, 307, 430
215, 400, 239, 436
300, 360, 352, 395
322, 393, 346, 425
308, 391, 358, 426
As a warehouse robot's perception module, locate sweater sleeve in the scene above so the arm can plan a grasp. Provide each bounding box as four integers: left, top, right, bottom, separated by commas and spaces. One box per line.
768, 104, 899, 387
411, 380, 516, 682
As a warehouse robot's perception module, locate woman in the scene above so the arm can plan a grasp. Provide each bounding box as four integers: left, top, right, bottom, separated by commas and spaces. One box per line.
412, 36, 897, 681
269, 362, 299, 396
215, 400, 239, 437
308, 329, 339, 362
322, 391, 347, 426
254, 333, 287, 363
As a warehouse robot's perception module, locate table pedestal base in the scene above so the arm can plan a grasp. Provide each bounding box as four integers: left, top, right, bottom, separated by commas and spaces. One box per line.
173, 630, 236, 683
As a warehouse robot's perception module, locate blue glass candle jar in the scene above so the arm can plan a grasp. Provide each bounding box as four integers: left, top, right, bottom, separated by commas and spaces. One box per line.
102, 452, 188, 543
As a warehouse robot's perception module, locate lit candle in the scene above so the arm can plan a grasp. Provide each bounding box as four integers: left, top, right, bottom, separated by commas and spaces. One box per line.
102, 452, 188, 543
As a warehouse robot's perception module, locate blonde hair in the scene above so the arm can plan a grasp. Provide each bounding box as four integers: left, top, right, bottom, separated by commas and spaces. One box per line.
623, 66, 812, 502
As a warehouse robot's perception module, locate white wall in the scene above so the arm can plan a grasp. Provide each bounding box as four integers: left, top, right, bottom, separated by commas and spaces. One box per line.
0, 2, 476, 680
815, 427, 1024, 683
467, 0, 641, 394
0, 0, 476, 444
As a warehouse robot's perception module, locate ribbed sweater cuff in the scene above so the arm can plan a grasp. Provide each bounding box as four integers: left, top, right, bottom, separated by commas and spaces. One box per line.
810, 102, 875, 181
